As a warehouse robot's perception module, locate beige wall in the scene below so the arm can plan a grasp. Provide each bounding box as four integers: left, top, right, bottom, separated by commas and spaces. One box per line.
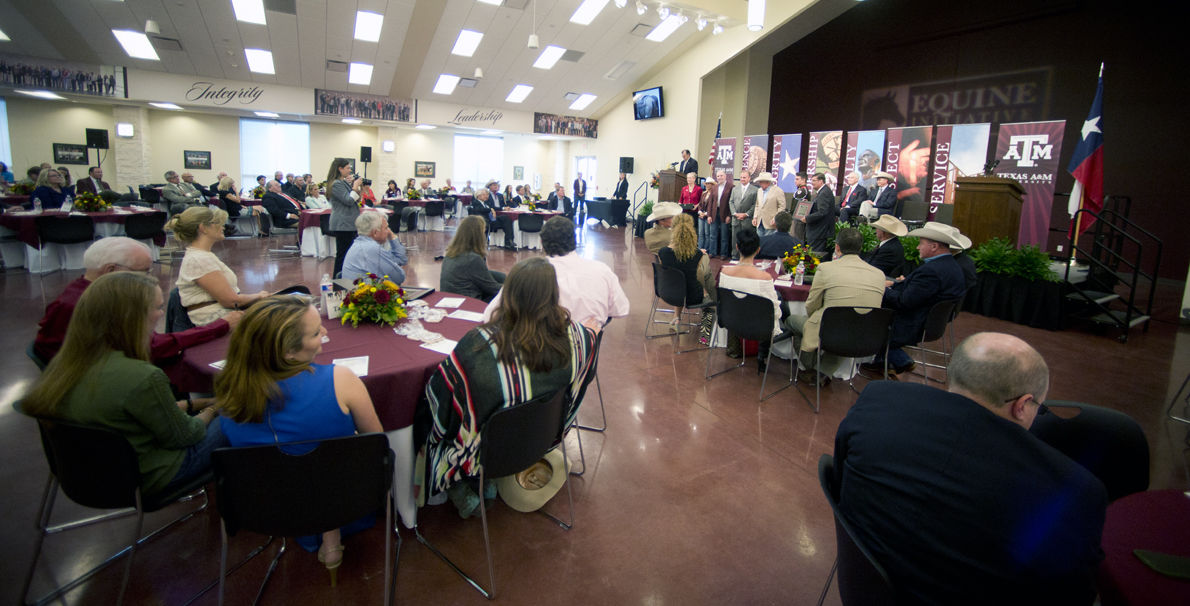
147, 110, 239, 186
5, 97, 113, 181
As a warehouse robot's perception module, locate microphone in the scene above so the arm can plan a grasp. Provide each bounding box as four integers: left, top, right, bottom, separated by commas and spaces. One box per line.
670, 161, 679, 167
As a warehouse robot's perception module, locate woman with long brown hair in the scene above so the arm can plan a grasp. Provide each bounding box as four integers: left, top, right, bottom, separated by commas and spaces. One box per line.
327, 158, 363, 278
439, 214, 504, 302
215, 295, 381, 585
420, 257, 599, 517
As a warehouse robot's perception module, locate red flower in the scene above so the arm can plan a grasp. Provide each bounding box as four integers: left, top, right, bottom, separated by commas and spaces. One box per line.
373, 289, 391, 304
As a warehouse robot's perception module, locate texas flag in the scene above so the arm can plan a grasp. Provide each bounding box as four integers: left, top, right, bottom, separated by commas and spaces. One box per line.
1067, 64, 1104, 236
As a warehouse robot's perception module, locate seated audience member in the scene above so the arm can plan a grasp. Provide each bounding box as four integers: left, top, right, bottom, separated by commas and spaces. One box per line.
341, 212, 408, 283
478, 185, 516, 250
261, 179, 304, 229
216, 296, 382, 584
443, 178, 456, 193
162, 170, 205, 215
30, 167, 71, 209
19, 165, 41, 187
483, 216, 629, 326
867, 171, 898, 218
440, 215, 504, 302
57, 167, 75, 193
418, 179, 435, 199
948, 223, 977, 293
305, 183, 330, 209
719, 227, 782, 368
863, 215, 908, 278
755, 211, 802, 260
75, 166, 111, 195
0, 161, 13, 184
209, 172, 228, 196
182, 172, 211, 198
282, 175, 305, 200
421, 257, 599, 517
360, 180, 377, 207
216, 175, 244, 219
782, 228, 885, 386
21, 272, 226, 500
838, 170, 869, 223
33, 237, 239, 364
658, 214, 713, 310
169, 207, 269, 327
552, 185, 570, 213
404, 178, 417, 197
461, 180, 474, 194
382, 180, 401, 201
644, 202, 682, 255
835, 332, 1107, 605
863, 223, 967, 378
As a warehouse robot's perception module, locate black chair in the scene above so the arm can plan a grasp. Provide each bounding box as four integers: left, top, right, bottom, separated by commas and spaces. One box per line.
423, 200, 445, 225
15, 403, 212, 606
26, 341, 49, 371
138, 186, 162, 207
903, 299, 962, 383
645, 262, 714, 353
517, 213, 545, 249
122, 211, 168, 249
415, 390, 574, 599
896, 199, 928, 228
816, 454, 896, 606
1028, 401, 1149, 502
705, 287, 796, 400
35, 215, 95, 271
212, 433, 398, 605
166, 287, 196, 333
802, 307, 894, 413
933, 203, 954, 225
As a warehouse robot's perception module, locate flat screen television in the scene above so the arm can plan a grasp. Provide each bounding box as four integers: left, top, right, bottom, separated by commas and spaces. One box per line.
632, 86, 664, 120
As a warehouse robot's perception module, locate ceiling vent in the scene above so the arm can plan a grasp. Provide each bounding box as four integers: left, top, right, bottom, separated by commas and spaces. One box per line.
629, 23, 653, 37
604, 60, 636, 80
564, 92, 580, 102
560, 49, 585, 63
149, 36, 183, 52
326, 60, 348, 72
264, 0, 297, 15
458, 78, 479, 88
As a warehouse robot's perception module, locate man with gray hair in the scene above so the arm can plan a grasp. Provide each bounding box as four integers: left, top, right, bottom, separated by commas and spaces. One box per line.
162, 170, 204, 215
34, 237, 240, 363
833, 332, 1107, 605
341, 211, 407, 283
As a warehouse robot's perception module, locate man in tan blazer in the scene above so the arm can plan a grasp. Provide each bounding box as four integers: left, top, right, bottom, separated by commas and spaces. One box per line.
750, 172, 786, 236
784, 227, 886, 385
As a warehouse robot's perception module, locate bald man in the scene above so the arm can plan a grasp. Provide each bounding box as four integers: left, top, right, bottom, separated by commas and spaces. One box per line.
834, 332, 1107, 606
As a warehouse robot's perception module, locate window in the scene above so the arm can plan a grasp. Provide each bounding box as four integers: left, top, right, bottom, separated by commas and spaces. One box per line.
453, 134, 503, 188
0, 98, 11, 172
239, 119, 310, 193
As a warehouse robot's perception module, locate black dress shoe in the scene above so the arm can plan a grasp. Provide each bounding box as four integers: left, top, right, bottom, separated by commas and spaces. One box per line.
892, 361, 917, 375
797, 368, 831, 387
757, 360, 767, 375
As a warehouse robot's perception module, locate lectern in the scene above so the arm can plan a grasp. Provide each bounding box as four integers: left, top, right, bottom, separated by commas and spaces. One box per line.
952, 176, 1025, 247
657, 169, 684, 203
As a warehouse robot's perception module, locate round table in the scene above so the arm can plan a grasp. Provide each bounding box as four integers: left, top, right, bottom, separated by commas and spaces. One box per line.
0, 206, 167, 272
494, 209, 562, 249
1097, 489, 1190, 605
296, 207, 390, 258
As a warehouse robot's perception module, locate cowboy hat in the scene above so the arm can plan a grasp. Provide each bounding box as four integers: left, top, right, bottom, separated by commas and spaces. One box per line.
752, 172, 776, 184
908, 222, 964, 248
646, 201, 683, 222
874, 171, 895, 181
496, 448, 568, 513
917, 221, 971, 249
485, 179, 500, 188
870, 215, 908, 237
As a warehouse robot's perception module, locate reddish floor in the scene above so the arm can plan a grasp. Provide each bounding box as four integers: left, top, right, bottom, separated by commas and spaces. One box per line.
2, 222, 1187, 605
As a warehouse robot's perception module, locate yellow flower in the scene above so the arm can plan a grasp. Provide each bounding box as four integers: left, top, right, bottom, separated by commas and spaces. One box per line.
382, 280, 398, 290
370, 286, 377, 293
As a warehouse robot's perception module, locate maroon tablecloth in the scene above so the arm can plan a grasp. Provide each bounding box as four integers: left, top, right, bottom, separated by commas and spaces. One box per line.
495, 209, 562, 220
296, 207, 389, 244
176, 291, 488, 430
1, 195, 31, 206
0, 207, 167, 248
1097, 489, 1190, 605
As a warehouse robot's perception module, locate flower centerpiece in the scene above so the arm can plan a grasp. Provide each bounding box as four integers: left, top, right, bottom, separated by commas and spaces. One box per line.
406, 188, 421, 201
532, 192, 542, 201
781, 244, 821, 275
649, 173, 660, 189
526, 200, 537, 211
251, 185, 265, 199
339, 274, 407, 327
10, 182, 33, 196
72, 191, 112, 212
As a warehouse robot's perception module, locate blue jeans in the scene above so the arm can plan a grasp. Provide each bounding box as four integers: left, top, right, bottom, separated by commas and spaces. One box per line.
886, 347, 914, 369
697, 218, 709, 249
705, 219, 719, 255
160, 421, 228, 495
716, 221, 732, 257
756, 225, 774, 238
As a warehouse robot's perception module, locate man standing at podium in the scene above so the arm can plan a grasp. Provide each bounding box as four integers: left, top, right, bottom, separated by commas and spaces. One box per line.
677, 149, 699, 177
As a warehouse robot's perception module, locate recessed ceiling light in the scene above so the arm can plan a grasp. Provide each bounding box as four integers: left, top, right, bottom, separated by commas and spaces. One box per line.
614, 0, 628, 7
354, 11, 384, 42
476, 0, 502, 5
533, 45, 566, 70
481, 130, 502, 135
505, 84, 533, 103
696, 15, 707, 30
244, 48, 274, 74
452, 29, 483, 57
569, 93, 597, 111
348, 62, 373, 85
112, 29, 160, 60
342, 118, 362, 124
16, 89, 66, 100
636, 1, 647, 16
0, 28, 10, 41
645, 15, 683, 42
433, 74, 461, 95
254, 111, 280, 118
415, 124, 436, 130
570, 0, 610, 25
231, 0, 266, 25
149, 102, 183, 109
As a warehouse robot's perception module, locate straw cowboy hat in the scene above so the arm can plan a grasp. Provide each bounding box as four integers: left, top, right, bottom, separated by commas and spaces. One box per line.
485, 179, 500, 188
752, 172, 776, 184
874, 171, 895, 181
496, 448, 568, 512
646, 201, 683, 222
870, 215, 908, 237
908, 222, 966, 249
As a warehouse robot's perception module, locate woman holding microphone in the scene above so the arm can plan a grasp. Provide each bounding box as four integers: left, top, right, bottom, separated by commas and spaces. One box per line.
326, 158, 363, 278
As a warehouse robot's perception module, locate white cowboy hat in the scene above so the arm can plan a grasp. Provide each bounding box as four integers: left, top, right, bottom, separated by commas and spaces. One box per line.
646, 201, 683, 222
870, 215, 908, 237
908, 222, 964, 249
496, 448, 568, 513
752, 172, 776, 184
874, 171, 895, 181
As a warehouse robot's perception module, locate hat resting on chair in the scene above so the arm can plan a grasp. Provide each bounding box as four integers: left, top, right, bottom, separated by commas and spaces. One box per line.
496, 448, 568, 512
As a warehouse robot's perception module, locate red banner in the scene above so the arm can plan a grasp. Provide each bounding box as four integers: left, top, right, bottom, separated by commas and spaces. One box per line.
994, 120, 1065, 248
885, 126, 934, 215
712, 137, 736, 183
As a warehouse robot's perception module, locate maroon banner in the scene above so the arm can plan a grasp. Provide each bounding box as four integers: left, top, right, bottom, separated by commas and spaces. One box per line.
807, 130, 843, 191
740, 135, 768, 182
772, 133, 802, 192
885, 126, 934, 215
994, 120, 1065, 248
712, 137, 736, 182
929, 123, 991, 218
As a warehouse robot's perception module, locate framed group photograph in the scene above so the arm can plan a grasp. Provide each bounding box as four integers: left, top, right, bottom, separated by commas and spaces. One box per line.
513, 166, 524, 180
52, 143, 88, 165
414, 161, 436, 178
184, 150, 212, 170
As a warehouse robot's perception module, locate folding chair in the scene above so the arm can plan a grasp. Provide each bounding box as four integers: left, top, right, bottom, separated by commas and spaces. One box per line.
261, 213, 300, 256
801, 307, 894, 413
1028, 401, 1149, 502
816, 454, 896, 606
704, 287, 796, 401
415, 391, 574, 600
122, 211, 168, 262
517, 213, 545, 250
903, 299, 961, 383
645, 262, 714, 353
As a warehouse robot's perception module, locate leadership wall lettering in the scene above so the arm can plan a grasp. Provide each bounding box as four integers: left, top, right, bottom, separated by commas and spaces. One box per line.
860, 68, 1052, 129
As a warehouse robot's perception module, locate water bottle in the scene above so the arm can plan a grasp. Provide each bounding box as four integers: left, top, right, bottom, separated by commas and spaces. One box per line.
32, 196, 42, 213
793, 260, 806, 286
62, 195, 73, 212
320, 273, 333, 315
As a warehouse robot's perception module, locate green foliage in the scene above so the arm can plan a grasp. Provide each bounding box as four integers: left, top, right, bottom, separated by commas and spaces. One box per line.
828, 221, 879, 253
901, 236, 921, 266
969, 237, 1059, 282
1011, 245, 1061, 282
639, 201, 654, 222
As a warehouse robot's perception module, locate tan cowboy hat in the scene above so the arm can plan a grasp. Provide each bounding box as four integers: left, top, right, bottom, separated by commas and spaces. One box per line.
485, 179, 500, 188
870, 215, 908, 237
908, 222, 964, 248
752, 172, 776, 184
916, 221, 971, 249
874, 171, 895, 181
496, 448, 567, 513
646, 201, 682, 222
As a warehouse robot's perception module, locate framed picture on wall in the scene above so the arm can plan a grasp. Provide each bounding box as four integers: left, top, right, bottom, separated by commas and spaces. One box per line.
415, 161, 436, 178
52, 143, 88, 165
184, 150, 212, 170
513, 166, 524, 180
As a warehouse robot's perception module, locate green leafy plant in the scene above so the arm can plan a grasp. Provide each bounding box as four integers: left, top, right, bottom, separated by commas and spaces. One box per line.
639, 200, 654, 222
901, 235, 921, 266
969, 237, 1059, 282
1010, 245, 1060, 282
827, 221, 878, 253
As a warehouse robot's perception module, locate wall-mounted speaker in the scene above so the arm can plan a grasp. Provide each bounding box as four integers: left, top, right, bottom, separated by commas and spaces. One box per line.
85, 128, 109, 149
619, 156, 634, 173
360, 146, 372, 163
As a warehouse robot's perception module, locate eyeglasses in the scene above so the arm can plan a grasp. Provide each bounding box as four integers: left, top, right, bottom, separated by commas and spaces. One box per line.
1004, 394, 1048, 416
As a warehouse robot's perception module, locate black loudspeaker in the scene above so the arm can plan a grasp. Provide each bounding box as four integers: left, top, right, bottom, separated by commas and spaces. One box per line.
619, 156, 634, 173
360, 146, 372, 163
85, 128, 109, 149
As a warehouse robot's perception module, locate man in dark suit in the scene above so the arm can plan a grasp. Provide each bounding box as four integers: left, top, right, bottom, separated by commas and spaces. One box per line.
74, 166, 111, 195
572, 173, 587, 220
677, 149, 698, 177
260, 179, 304, 230
554, 185, 572, 219
863, 215, 908, 278
755, 211, 801, 260
613, 172, 629, 199
869, 171, 898, 217
805, 173, 838, 253
484, 180, 516, 249
838, 170, 869, 223
282, 175, 305, 200
510, 185, 525, 208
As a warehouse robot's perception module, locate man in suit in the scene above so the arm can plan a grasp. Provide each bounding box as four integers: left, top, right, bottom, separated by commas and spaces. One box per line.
483, 180, 516, 249
553, 185, 571, 216
677, 149, 699, 177
836, 333, 1106, 605
729, 171, 758, 260
418, 179, 436, 199
783, 227, 885, 385
751, 172, 786, 237
182, 172, 214, 198
755, 211, 801, 260
864, 224, 968, 377
74, 166, 111, 195
791, 172, 811, 241
261, 179, 304, 230
613, 173, 629, 199
572, 173, 587, 220
863, 215, 908, 278
838, 170, 869, 223
866, 171, 898, 217
545, 182, 561, 210
161, 170, 204, 215
511, 185, 526, 208
805, 173, 838, 253
701, 169, 733, 258
209, 171, 228, 196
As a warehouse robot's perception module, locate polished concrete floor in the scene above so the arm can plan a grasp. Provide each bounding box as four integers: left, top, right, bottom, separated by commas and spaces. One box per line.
2, 221, 1188, 605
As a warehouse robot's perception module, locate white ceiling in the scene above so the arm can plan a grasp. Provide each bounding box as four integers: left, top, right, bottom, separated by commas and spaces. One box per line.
0, 0, 749, 118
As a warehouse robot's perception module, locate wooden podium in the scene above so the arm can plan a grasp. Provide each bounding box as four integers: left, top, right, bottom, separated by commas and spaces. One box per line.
952, 176, 1025, 246
657, 169, 684, 203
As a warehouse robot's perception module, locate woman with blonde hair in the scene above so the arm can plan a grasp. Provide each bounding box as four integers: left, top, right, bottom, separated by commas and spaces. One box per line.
439, 214, 504, 302
168, 206, 269, 326
216, 295, 381, 585
30, 166, 70, 209
659, 213, 714, 305
217, 175, 244, 218
21, 272, 225, 499
305, 182, 330, 209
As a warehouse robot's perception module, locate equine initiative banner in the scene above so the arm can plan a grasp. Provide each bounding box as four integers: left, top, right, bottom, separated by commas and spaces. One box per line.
771, 134, 802, 191
807, 130, 843, 191
740, 135, 769, 182
885, 126, 935, 216
930, 123, 991, 216
844, 130, 886, 192
712, 137, 736, 183
994, 120, 1065, 247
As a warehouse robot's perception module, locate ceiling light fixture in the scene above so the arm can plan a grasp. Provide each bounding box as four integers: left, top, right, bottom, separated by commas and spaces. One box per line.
570, 0, 610, 25
112, 29, 160, 60
354, 11, 384, 42
415, 124, 436, 130
505, 84, 533, 103
244, 48, 275, 74
474, 67, 484, 79
712, 22, 724, 35
452, 29, 483, 56
635, 1, 647, 16
677, 11, 688, 24
614, 0, 628, 7
348, 62, 373, 85
528, 0, 539, 48
0, 28, 10, 42
254, 111, 280, 118
231, 0, 266, 25
645, 14, 682, 42
433, 74, 461, 95
569, 93, 597, 111
747, 0, 765, 32
657, 5, 670, 19
533, 45, 566, 70
144, 19, 160, 35
696, 15, 707, 31
528, 34, 540, 49
16, 89, 66, 100
342, 118, 362, 124
149, 102, 183, 109
476, 0, 502, 5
